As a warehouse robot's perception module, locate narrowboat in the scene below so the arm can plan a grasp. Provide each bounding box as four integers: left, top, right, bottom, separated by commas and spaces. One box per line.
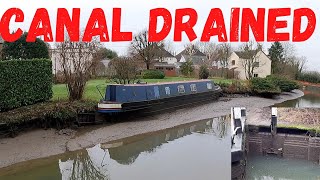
97, 80, 222, 114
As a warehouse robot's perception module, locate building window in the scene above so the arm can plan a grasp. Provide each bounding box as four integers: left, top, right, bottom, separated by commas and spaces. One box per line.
207, 83, 212, 90
178, 85, 185, 93
165, 87, 171, 95
232, 60, 235, 65
253, 62, 259, 67
254, 74, 258, 77
190, 84, 197, 92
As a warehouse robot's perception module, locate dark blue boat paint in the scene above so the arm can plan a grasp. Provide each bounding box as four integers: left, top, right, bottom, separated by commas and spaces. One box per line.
98, 80, 221, 114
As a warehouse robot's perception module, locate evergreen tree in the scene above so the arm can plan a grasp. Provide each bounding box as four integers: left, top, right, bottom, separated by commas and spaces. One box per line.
199, 65, 209, 79
2, 32, 49, 60
268, 42, 284, 74
97, 47, 118, 60
180, 60, 194, 77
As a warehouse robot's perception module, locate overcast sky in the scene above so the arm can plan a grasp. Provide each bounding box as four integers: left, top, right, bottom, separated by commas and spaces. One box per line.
1, 0, 320, 71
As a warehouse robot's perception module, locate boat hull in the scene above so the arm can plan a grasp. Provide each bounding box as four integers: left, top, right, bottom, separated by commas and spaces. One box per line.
97, 89, 222, 115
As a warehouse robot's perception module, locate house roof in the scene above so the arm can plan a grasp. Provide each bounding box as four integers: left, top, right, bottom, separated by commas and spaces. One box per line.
234, 50, 271, 61
154, 62, 176, 68
181, 54, 207, 66
175, 47, 206, 61
234, 50, 257, 59
158, 47, 175, 58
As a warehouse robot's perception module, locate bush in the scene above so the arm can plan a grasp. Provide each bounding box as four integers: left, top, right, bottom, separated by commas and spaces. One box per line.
0, 101, 96, 137
180, 60, 194, 77
0, 59, 52, 111
298, 71, 320, 84
142, 70, 165, 79
53, 71, 66, 84
216, 80, 250, 94
250, 78, 281, 96
199, 65, 209, 79
2, 32, 49, 60
267, 75, 299, 92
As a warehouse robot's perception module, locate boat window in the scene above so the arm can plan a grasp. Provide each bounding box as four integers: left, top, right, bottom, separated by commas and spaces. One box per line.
190, 84, 197, 92
207, 83, 212, 90
178, 85, 185, 93
165, 87, 171, 95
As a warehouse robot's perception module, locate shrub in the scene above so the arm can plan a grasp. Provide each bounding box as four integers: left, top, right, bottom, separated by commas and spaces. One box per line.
0, 59, 52, 111
199, 65, 209, 79
267, 75, 299, 92
216, 80, 250, 94
2, 32, 49, 60
53, 71, 66, 84
180, 60, 194, 77
142, 69, 165, 79
250, 78, 281, 96
0, 101, 96, 137
298, 71, 320, 84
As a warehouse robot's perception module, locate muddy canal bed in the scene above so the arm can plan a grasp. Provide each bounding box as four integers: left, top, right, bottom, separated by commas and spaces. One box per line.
0, 117, 231, 180
0, 90, 303, 169
246, 155, 320, 180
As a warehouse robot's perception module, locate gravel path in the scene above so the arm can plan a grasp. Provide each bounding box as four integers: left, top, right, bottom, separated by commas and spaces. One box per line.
0, 90, 303, 168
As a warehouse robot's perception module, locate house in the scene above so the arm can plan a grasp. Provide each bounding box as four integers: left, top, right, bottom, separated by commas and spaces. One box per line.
156, 47, 177, 65
133, 47, 178, 71
175, 46, 208, 69
95, 59, 111, 77
152, 48, 178, 76
228, 50, 271, 80
154, 62, 176, 77
50, 48, 96, 75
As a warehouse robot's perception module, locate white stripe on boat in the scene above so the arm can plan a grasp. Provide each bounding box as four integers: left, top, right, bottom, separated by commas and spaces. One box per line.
98, 103, 122, 109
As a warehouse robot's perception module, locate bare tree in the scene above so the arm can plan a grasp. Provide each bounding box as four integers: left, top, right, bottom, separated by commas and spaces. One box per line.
163, 40, 176, 56
280, 42, 307, 79
195, 41, 219, 67
238, 41, 263, 80
109, 57, 139, 84
130, 30, 164, 69
281, 42, 297, 62
55, 37, 102, 101
184, 43, 197, 57
288, 56, 307, 79
217, 43, 232, 77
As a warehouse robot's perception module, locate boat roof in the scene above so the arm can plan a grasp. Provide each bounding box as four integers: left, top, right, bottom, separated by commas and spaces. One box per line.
110, 79, 213, 86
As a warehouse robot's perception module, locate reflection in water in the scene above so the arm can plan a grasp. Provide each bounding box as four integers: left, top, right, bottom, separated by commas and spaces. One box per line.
246, 155, 320, 180
276, 86, 320, 108
0, 116, 231, 180
59, 150, 109, 180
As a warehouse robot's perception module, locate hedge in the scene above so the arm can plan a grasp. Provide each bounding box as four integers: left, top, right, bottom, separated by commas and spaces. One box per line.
142, 69, 165, 79
250, 77, 281, 96
266, 75, 299, 92
0, 59, 53, 111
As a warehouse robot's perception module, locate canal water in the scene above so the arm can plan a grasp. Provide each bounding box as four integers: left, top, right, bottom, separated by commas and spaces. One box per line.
246, 155, 320, 180
0, 116, 231, 180
275, 86, 320, 108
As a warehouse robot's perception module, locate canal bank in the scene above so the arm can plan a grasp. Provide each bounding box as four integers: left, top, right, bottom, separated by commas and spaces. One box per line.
0, 90, 303, 169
